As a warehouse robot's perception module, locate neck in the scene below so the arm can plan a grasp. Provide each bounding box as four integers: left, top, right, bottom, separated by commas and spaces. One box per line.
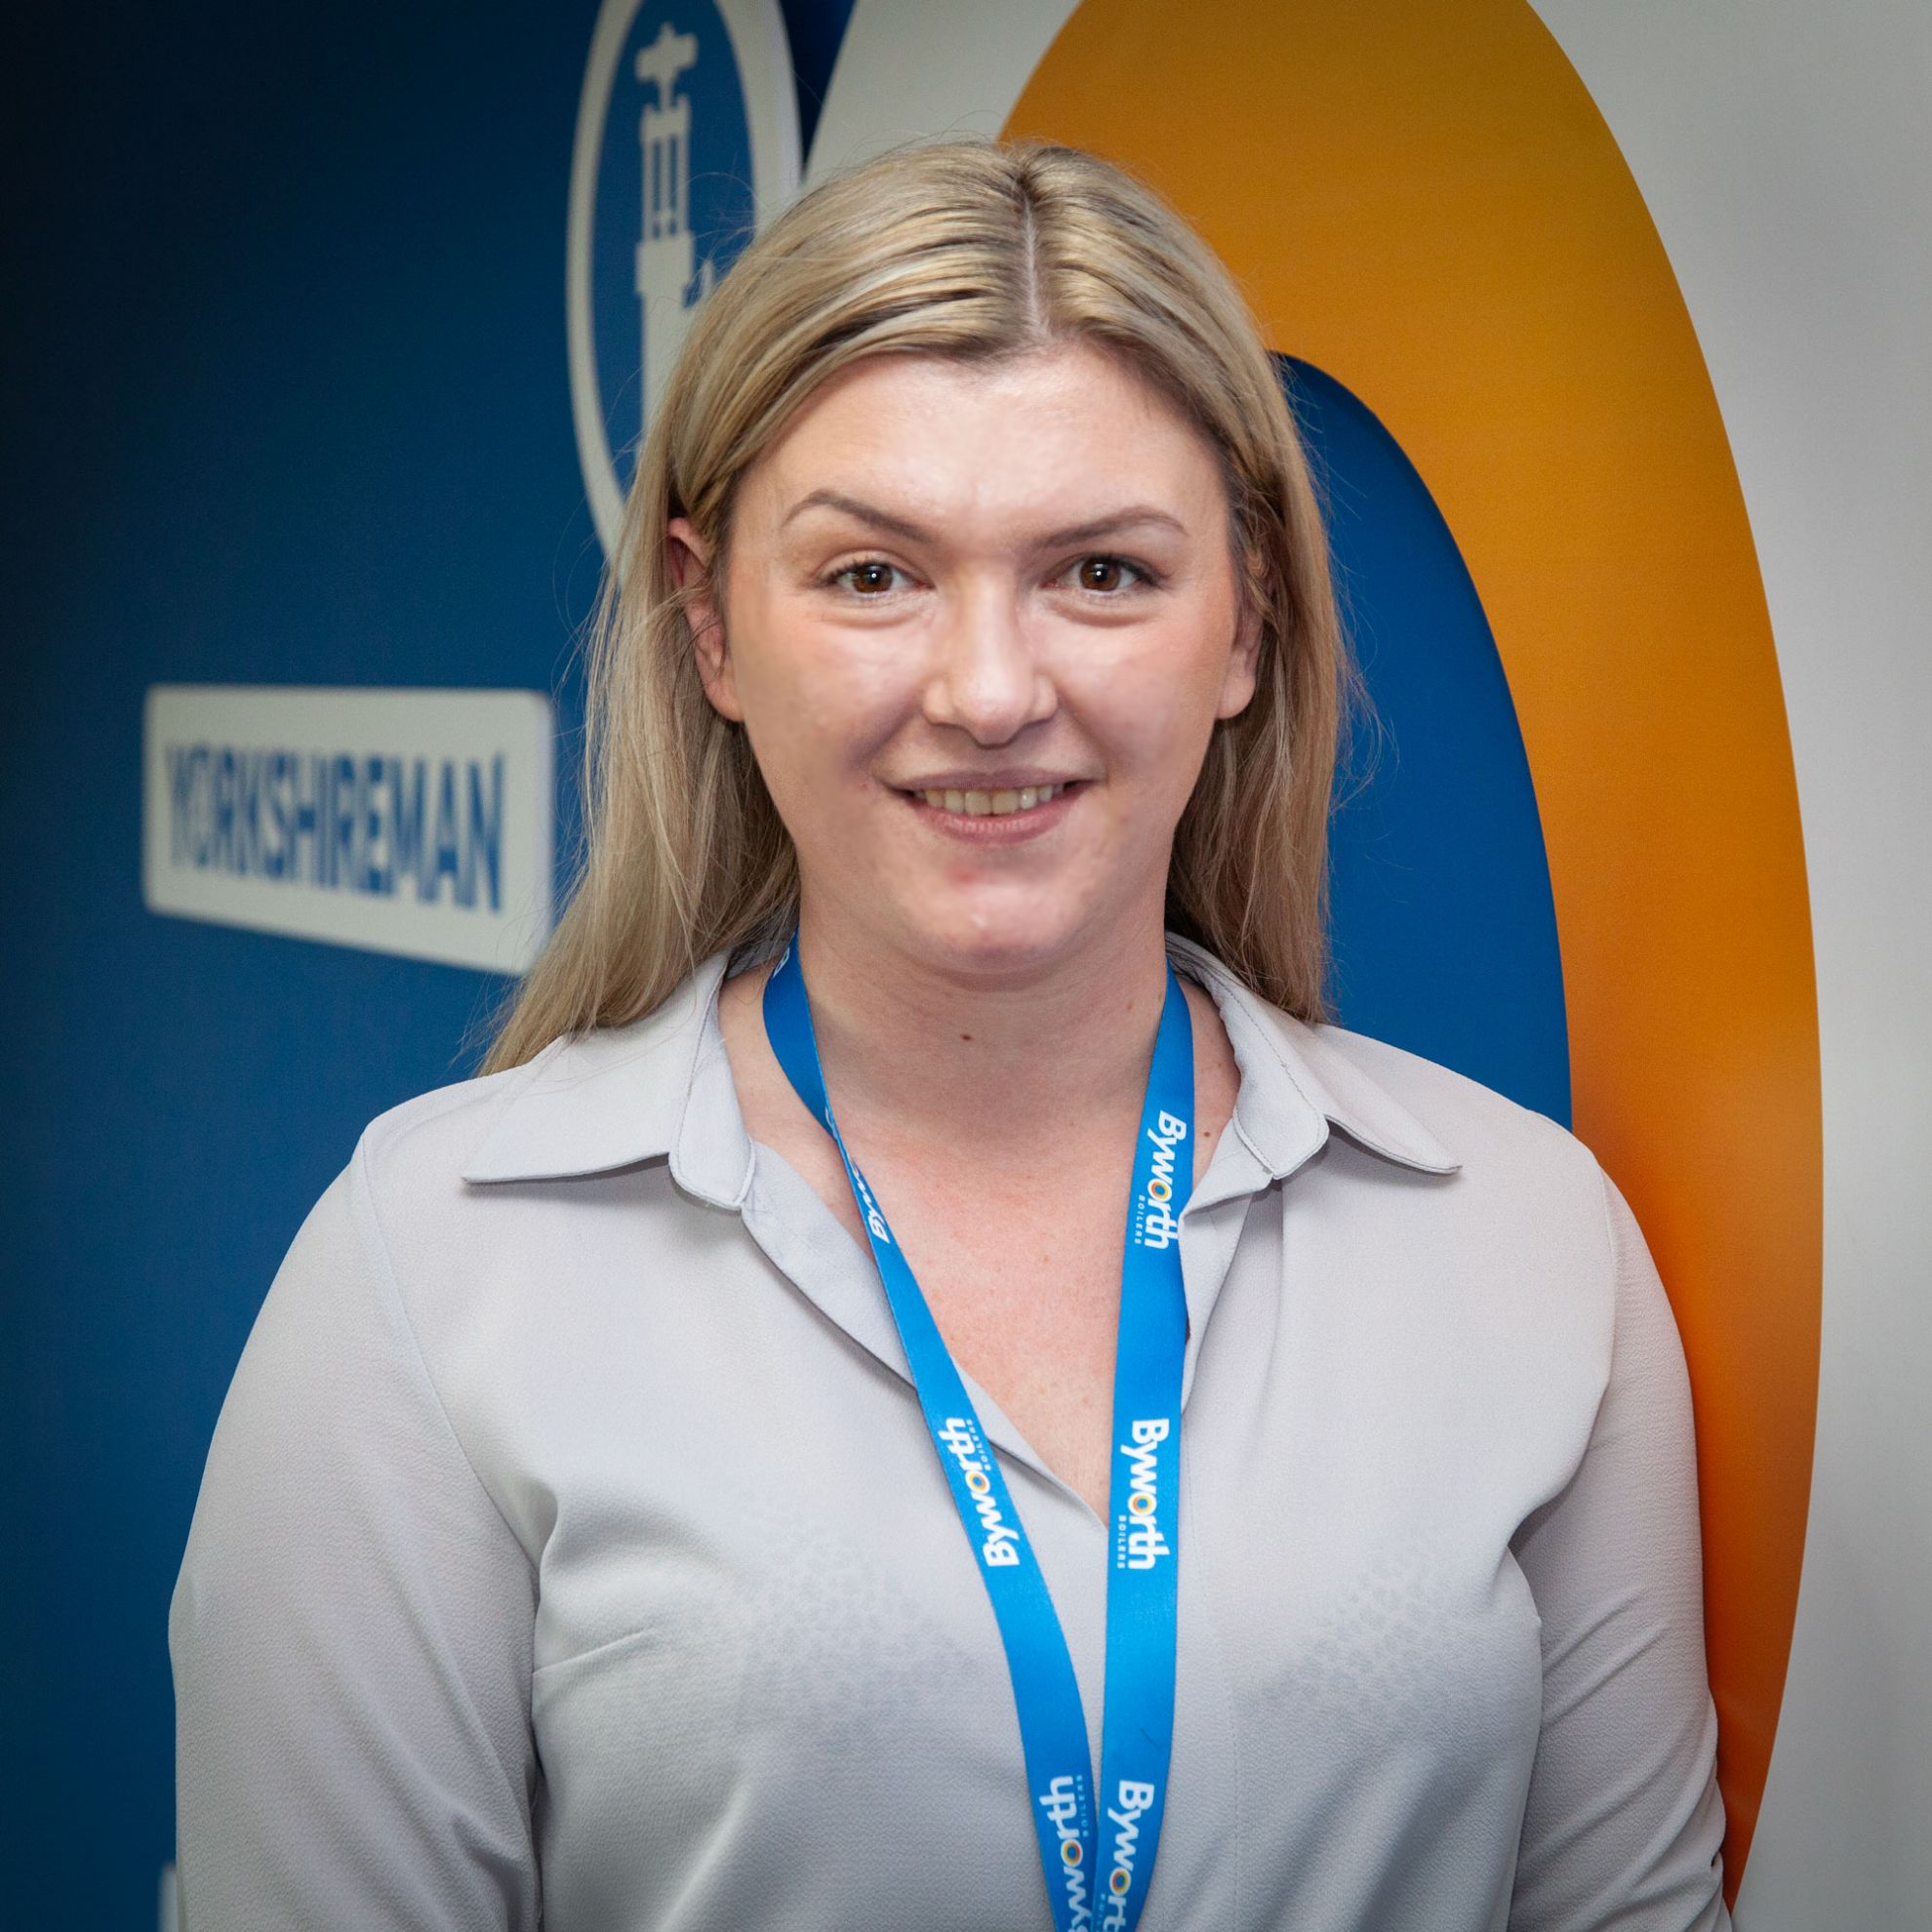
787, 900, 1174, 1162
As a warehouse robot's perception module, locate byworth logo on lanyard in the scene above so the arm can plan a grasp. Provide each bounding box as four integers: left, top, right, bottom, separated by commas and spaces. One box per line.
763, 937, 1192, 1931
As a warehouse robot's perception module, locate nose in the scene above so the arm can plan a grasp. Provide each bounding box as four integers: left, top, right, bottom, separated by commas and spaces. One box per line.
920, 581, 1057, 745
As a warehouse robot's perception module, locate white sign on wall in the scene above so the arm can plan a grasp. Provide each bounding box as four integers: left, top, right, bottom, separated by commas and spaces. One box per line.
142, 684, 555, 973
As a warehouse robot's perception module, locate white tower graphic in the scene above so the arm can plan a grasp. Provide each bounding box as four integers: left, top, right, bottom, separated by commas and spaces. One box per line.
568, 0, 799, 561
634, 20, 712, 442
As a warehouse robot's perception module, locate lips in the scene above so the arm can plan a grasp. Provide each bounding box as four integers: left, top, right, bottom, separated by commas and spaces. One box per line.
895, 778, 1083, 837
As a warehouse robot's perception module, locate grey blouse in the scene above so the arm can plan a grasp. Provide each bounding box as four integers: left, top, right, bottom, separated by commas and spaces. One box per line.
170, 932, 1730, 1930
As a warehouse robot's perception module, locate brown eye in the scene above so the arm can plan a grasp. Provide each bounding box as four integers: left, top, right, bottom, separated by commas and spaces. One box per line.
1070, 555, 1147, 594
833, 560, 901, 595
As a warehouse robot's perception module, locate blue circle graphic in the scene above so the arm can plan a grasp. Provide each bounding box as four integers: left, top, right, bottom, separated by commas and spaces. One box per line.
1282, 355, 1572, 1127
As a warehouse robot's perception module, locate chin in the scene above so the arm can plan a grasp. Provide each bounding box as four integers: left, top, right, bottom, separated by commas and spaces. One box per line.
886, 893, 1105, 982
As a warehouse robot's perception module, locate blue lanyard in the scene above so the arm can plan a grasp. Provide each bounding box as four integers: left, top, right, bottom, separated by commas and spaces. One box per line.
763, 935, 1191, 1931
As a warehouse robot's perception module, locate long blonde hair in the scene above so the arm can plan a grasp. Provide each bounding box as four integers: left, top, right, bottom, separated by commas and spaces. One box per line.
486, 137, 1353, 1072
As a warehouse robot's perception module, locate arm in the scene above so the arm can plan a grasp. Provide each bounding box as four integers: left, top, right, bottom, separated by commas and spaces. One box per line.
1507, 1166, 1730, 1932
169, 1144, 540, 1930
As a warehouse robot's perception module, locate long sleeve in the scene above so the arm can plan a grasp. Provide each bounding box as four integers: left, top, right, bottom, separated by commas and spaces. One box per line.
1506, 1166, 1730, 1931
169, 1142, 541, 1930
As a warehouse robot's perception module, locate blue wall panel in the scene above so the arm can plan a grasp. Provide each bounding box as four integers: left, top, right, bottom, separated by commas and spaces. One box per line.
0, 5, 847, 1920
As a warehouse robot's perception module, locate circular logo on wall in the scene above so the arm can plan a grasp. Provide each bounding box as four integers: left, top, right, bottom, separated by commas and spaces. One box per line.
567, 0, 800, 560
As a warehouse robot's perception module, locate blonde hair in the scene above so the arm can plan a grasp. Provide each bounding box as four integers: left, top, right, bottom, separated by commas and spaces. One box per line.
486, 136, 1353, 1072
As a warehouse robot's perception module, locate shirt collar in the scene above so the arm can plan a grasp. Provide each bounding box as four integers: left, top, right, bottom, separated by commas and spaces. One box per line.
459, 930, 1461, 1192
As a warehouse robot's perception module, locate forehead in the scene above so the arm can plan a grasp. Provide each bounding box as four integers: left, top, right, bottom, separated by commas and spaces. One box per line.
740, 342, 1227, 535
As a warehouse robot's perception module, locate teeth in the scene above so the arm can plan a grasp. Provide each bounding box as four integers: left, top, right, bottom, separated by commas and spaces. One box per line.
918, 783, 1064, 817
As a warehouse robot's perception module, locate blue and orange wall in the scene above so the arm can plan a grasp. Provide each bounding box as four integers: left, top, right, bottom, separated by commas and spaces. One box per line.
4, 5, 1924, 1927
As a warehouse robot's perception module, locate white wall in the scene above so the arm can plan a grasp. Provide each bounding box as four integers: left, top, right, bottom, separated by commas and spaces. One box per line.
1527, 5, 1932, 1921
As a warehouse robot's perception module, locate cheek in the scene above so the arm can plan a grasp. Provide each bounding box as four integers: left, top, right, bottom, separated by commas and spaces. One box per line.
731, 610, 909, 794
1076, 632, 1232, 794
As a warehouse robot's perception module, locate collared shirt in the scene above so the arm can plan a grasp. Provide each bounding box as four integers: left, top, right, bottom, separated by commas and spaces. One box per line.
170, 932, 1730, 1931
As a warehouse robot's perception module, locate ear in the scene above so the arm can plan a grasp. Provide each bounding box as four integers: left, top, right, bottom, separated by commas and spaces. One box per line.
1215, 592, 1265, 720
667, 515, 743, 721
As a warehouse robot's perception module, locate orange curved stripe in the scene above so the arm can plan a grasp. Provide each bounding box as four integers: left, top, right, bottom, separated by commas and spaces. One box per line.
1007, 0, 1821, 1893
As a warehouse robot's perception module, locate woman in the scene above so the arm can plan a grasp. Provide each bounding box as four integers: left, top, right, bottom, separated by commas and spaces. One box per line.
171, 138, 1730, 1929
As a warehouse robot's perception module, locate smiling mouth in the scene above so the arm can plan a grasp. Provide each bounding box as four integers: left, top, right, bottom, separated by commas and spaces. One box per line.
902, 782, 1077, 820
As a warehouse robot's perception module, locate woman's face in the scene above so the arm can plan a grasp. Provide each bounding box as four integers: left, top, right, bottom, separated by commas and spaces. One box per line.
669, 342, 1262, 980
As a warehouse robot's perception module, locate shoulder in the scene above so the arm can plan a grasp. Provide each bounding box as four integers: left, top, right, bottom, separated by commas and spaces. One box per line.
322, 1025, 676, 1287
267, 1013, 699, 1390
353, 1044, 562, 1200
347, 953, 729, 1219
1174, 930, 1617, 1247
1301, 1010, 1616, 1238
316, 957, 741, 1315
202, 1051, 590, 1498
1273, 1015, 1642, 1457
1224, 980, 1628, 1340
1304, 1016, 1595, 1181
259, 1051, 575, 1314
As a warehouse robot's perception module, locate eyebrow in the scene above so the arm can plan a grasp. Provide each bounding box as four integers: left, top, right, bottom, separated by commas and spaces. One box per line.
779, 488, 1187, 549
